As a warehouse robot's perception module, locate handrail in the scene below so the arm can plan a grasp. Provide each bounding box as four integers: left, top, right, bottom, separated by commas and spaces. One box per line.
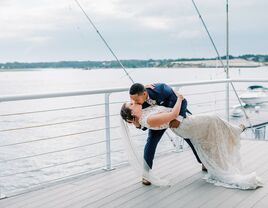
0, 103, 106, 117
1, 79, 268, 103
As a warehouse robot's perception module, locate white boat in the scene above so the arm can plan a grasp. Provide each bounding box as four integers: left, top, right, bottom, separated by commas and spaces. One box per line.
239, 85, 268, 105
231, 105, 243, 117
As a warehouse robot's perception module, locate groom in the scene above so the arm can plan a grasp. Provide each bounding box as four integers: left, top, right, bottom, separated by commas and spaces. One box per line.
129, 83, 205, 185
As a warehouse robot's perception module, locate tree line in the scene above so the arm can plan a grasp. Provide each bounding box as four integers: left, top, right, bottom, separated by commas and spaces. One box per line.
0, 54, 267, 69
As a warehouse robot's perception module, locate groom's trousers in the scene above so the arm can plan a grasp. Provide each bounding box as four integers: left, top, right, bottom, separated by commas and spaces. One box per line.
144, 129, 202, 169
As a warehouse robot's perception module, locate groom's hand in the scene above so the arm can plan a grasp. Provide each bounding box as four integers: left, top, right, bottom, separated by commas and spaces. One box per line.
169, 119, 180, 128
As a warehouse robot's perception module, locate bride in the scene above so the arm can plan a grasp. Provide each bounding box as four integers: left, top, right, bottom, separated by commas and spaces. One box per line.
120, 93, 262, 190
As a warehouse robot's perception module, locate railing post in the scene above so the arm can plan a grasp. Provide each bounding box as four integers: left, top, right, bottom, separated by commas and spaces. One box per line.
104, 93, 114, 171
226, 0, 230, 122
254, 126, 266, 140
226, 81, 230, 121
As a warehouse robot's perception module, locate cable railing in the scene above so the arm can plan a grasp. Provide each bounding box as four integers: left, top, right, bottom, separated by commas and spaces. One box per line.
0, 78, 268, 198
0, 103, 106, 117
0, 114, 119, 132
0, 129, 116, 148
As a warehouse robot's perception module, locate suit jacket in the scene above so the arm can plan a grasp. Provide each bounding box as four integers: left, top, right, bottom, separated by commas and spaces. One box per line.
142, 83, 190, 118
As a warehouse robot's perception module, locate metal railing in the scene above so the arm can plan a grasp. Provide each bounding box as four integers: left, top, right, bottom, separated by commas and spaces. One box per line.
0, 78, 268, 197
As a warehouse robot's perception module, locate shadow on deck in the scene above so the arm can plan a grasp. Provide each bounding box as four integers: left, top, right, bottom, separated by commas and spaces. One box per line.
0, 140, 268, 208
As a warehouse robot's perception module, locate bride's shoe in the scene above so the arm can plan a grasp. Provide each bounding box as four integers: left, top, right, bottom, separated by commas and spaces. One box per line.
239, 124, 246, 132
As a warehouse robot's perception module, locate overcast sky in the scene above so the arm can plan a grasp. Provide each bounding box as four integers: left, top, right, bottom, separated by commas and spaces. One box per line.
0, 0, 267, 62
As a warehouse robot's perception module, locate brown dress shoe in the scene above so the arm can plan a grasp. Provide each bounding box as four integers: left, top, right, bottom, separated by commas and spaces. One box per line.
142, 178, 151, 186
202, 164, 207, 172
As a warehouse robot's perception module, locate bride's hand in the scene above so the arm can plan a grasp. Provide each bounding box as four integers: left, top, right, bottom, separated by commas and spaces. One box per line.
172, 88, 184, 100
177, 94, 184, 100
144, 84, 155, 89
174, 91, 184, 100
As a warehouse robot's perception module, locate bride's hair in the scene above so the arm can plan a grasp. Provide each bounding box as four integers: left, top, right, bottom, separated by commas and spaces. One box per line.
120, 103, 134, 122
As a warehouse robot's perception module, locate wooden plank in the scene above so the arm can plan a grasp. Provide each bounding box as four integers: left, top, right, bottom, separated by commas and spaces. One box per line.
7, 152, 182, 208
1, 167, 132, 208
57, 152, 194, 208
252, 194, 268, 208
2, 166, 137, 208
166, 141, 268, 208
196, 141, 268, 208
234, 173, 268, 208
91, 140, 254, 208
92, 153, 199, 208
1, 140, 267, 208
127, 172, 203, 208
205, 141, 268, 208
0, 167, 124, 207
131, 140, 259, 208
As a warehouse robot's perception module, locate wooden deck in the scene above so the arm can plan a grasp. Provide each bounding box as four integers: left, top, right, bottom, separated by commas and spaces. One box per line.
1, 140, 268, 208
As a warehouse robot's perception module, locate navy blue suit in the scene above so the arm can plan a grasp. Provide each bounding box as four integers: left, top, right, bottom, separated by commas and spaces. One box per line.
142, 83, 201, 169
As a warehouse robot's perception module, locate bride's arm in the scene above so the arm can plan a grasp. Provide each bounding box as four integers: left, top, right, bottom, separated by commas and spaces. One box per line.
147, 94, 184, 128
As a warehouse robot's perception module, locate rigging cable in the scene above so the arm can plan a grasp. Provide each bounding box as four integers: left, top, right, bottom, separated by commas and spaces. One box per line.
191, 0, 255, 134
74, 0, 179, 147
74, 0, 134, 84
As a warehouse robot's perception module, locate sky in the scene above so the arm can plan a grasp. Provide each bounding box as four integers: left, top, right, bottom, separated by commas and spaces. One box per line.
0, 0, 267, 62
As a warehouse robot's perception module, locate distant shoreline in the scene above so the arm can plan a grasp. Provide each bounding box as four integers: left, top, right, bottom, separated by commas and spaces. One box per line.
169, 58, 263, 68
0, 54, 267, 70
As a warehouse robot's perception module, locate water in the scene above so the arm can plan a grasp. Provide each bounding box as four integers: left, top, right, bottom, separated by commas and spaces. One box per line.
0, 66, 267, 95
0, 66, 268, 196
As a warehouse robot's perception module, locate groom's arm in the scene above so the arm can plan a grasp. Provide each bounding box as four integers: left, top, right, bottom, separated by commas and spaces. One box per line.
161, 83, 188, 118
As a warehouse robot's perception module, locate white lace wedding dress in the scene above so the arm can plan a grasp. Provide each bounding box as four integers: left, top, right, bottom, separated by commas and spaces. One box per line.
139, 105, 262, 189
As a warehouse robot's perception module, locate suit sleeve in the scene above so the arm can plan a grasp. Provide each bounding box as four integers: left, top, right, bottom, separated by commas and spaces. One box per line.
161, 83, 188, 118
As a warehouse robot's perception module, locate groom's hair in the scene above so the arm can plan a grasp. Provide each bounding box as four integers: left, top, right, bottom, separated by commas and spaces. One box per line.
129, 83, 146, 95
